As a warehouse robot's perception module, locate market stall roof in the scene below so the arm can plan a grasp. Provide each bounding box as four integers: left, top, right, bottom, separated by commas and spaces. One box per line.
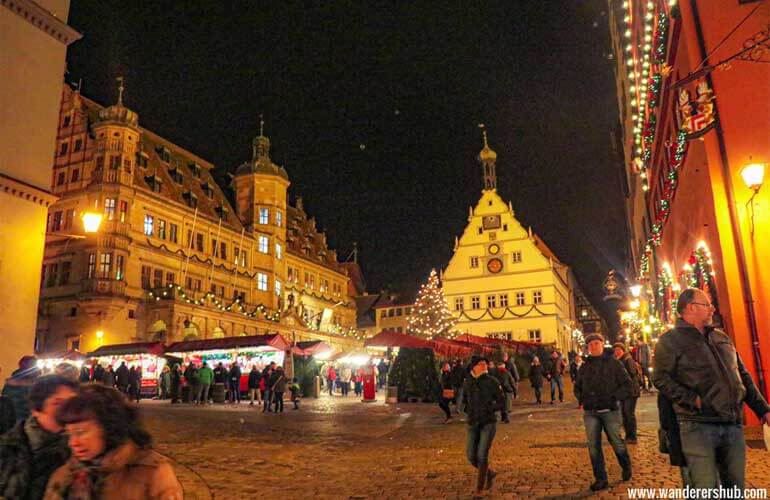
88, 342, 166, 357
38, 350, 87, 362
454, 333, 544, 353
165, 334, 290, 353
431, 338, 474, 359
293, 340, 331, 356
364, 330, 435, 350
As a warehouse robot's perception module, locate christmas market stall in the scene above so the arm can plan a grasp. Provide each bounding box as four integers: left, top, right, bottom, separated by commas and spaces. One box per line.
165, 334, 290, 392
37, 350, 87, 374
87, 342, 169, 396
454, 333, 544, 355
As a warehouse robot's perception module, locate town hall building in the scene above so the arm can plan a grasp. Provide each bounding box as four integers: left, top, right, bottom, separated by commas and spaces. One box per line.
442, 130, 579, 353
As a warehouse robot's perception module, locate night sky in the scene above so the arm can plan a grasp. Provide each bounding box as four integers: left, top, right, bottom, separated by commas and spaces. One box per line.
66, 1, 628, 329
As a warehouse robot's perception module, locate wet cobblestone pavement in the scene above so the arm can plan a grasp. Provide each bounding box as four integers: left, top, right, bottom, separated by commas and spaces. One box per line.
140, 383, 770, 499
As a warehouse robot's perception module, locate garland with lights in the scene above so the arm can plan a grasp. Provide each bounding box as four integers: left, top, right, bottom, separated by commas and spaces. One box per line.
407, 269, 458, 339
148, 283, 281, 322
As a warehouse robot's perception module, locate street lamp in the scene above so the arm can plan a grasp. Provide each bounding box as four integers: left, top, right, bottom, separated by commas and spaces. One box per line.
629, 284, 642, 298
81, 211, 103, 233
741, 162, 765, 193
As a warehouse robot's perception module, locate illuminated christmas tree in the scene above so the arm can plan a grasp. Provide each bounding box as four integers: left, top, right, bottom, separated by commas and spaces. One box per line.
407, 269, 457, 339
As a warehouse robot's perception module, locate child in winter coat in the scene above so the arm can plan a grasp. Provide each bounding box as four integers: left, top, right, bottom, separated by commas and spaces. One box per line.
289, 378, 301, 410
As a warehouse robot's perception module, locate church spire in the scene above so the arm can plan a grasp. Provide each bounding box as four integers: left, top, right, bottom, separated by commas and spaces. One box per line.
477, 124, 497, 190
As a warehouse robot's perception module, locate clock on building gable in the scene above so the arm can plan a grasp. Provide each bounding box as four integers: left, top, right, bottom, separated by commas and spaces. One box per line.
488, 243, 500, 255
486, 258, 503, 274
482, 215, 501, 230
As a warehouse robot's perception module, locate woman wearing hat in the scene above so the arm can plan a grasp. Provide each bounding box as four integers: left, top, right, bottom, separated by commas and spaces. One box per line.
461, 356, 505, 497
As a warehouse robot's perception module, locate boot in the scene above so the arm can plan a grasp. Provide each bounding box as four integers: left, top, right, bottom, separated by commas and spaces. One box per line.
473, 464, 488, 496
485, 467, 497, 490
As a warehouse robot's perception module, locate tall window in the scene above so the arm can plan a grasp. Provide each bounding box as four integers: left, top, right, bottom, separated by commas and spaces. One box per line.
196, 233, 204, 252
46, 263, 58, 287
141, 265, 151, 289
275, 280, 282, 296
56, 172, 66, 186
275, 243, 282, 260
499, 294, 509, 307
115, 256, 124, 280
52, 211, 62, 231
109, 156, 121, 169
258, 235, 269, 253
87, 253, 96, 279
276, 211, 283, 227
487, 295, 497, 309
470, 256, 479, 268
59, 142, 68, 156
259, 208, 269, 225
157, 219, 166, 239
512, 251, 522, 263
169, 223, 178, 243
166, 272, 175, 285
220, 242, 227, 260
63, 209, 73, 230
257, 273, 268, 291
99, 253, 112, 278
454, 297, 464, 311
471, 296, 480, 310
515, 292, 525, 306
533, 290, 543, 304
119, 200, 128, 222
144, 215, 154, 236
153, 269, 163, 288
71, 169, 80, 182
103, 198, 116, 220
59, 261, 71, 286
211, 239, 218, 256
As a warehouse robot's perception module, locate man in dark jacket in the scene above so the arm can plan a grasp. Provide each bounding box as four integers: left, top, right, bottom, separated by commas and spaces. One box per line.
462, 356, 505, 497
169, 364, 182, 404
496, 365, 515, 423
248, 366, 262, 406
262, 363, 275, 413
575, 333, 632, 491
614, 343, 641, 444
653, 288, 770, 489
229, 363, 242, 403
0, 375, 77, 500
502, 353, 520, 399
114, 362, 129, 393
1, 356, 40, 425
545, 350, 566, 403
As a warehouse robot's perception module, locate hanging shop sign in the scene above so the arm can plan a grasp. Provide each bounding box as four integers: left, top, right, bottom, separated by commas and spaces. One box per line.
676, 81, 717, 139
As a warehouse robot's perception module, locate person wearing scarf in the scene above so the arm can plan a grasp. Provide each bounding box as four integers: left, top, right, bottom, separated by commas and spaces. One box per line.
43, 384, 182, 500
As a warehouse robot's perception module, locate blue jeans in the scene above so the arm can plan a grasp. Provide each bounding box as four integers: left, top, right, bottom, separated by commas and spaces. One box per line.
583, 409, 631, 481
466, 422, 497, 467
550, 375, 564, 401
678, 420, 745, 488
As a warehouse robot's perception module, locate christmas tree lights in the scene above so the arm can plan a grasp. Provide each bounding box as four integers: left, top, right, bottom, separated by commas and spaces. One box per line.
407, 269, 458, 339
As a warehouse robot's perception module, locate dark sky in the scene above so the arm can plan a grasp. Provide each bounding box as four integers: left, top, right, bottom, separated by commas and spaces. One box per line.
66, 1, 628, 328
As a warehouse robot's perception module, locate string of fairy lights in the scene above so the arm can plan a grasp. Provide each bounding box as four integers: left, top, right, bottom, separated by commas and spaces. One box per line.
621, 0, 679, 193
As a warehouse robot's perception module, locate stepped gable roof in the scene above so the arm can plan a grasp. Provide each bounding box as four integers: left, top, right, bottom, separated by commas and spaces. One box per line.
78, 93, 243, 232
285, 200, 344, 274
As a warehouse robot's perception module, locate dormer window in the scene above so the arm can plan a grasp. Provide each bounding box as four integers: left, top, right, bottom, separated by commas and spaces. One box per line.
169, 166, 184, 185
145, 175, 162, 193
136, 151, 148, 169
215, 205, 229, 222
189, 162, 202, 178
156, 146, 171, 163
201, 182, 214, 199
183, 191, 198, 209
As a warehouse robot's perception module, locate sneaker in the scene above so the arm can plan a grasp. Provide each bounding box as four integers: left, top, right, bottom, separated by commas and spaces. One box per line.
622, 467, 632, 481
590, 479, 609, 491
485, 469, 497, 490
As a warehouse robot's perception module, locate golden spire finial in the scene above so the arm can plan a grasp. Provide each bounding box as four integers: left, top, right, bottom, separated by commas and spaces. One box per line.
479, 123, 489, 148
116, 76, 125, 106
259, 113, 265, 137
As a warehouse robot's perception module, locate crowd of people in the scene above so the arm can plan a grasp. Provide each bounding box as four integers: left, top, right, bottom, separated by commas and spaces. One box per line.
0, 356, 183, 499
320, 358, 389, 397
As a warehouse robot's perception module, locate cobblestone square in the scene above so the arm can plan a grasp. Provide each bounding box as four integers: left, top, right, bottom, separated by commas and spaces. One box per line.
141, 383, 770, 499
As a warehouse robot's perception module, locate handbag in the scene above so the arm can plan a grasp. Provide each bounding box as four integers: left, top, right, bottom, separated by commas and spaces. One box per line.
442, 389, 455, 399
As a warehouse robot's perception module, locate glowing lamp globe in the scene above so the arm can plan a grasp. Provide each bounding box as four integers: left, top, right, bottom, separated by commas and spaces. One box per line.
629, 284, 642, 298
82, 212, 103, 233
741, 163, 765, 192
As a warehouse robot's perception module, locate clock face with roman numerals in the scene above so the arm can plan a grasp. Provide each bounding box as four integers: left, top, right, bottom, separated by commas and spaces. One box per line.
487, 258, 503, 274
482, 215, 501, 230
